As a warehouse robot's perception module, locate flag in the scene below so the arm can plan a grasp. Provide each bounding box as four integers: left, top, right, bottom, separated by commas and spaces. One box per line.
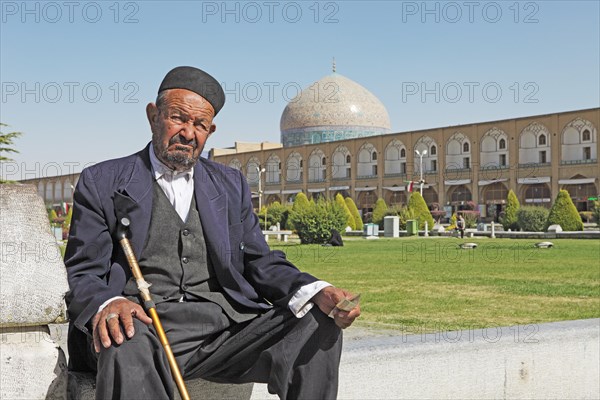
406, 181, 414, 192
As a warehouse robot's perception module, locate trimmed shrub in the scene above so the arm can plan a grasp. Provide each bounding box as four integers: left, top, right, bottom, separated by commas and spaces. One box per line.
64, 207, 73, 226
289, 199, 346, 244
396, 206, 415, 230
579, 211, 593, 223
289, 193, 310, 231
500, 189, 520, 231
345, 197, 363, 231
48, 209, 58, 224
546, 190, 584, 231
372, 198, 388, 228
335, 193, 355, 230
593, 201, 600, 227
292, 192, 310, 212
407, 192, 434, 230
460, 210, 480, 228
258, 201, 290, 230
517, 206, 549, 232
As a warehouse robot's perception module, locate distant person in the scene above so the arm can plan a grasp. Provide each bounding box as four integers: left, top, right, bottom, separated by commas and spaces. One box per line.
64, 66, 360, 399
328, 229, 344, 246
457, 215, 466, 239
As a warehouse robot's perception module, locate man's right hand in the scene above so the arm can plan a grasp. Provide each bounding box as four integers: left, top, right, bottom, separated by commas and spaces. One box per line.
92, 298, 153, 353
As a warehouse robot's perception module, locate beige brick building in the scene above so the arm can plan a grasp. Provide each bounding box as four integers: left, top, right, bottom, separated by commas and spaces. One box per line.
211, 107, 599, 221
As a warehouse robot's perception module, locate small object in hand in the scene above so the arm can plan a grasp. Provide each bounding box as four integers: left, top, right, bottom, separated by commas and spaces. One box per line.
328, 294, 361, 318
105, 312, 119, 322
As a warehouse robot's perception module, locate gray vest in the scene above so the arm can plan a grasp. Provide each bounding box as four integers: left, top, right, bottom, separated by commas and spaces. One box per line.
124, 182, 257, 323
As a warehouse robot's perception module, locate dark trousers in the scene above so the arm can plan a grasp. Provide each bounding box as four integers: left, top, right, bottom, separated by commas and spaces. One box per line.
91, 302, 342, 400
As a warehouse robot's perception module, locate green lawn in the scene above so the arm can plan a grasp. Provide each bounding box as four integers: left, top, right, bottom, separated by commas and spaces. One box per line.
271, 237, 600, 333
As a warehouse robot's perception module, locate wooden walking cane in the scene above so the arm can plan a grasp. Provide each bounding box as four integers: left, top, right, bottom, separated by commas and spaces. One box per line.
117, 217, 191, 400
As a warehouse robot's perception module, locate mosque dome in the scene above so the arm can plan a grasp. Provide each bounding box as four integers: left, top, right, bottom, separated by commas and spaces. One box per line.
280, 72, 391, 147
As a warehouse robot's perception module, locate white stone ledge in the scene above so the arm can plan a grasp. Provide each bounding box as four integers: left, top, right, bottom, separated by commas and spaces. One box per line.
252, 319, 600, 399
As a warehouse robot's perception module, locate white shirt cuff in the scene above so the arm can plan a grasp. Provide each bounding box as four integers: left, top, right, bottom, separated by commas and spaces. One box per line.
288, 281, 332, 318
97, 296, 126, 313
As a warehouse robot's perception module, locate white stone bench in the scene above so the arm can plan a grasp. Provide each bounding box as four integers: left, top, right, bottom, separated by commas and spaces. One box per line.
465, 228, 477, 238
1, 184, 69, 399
262, 230, 293, 242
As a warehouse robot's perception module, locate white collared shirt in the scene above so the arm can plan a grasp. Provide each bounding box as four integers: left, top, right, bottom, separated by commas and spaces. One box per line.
149, 146, 194, 222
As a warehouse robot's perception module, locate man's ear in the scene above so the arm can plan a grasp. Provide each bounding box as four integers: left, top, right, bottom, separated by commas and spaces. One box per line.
207, 124, 216, 137
146, 103, 158, 127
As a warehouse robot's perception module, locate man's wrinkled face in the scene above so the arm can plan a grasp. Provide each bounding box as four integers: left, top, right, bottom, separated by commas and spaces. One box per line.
146, 88, 216, 171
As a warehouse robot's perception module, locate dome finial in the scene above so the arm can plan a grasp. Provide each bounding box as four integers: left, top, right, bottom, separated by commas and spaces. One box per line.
332, 57, 336, 73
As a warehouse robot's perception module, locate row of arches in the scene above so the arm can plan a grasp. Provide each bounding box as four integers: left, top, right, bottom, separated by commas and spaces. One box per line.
230, 118, 597, 184
260, 177, 598, 221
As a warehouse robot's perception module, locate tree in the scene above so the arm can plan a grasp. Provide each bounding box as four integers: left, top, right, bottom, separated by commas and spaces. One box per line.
546, 190, 584, 231
64, 206, 73, 226
593, 201, 600, 228
517, 206, 549, 232
292, 192, 310, 212
407, 192, 434, 230
345, 197, 363, 231
258, 201, 289, 230
372, 198, 388, 228
335, 193, 355, 230
394, 206, 415, 230
0, 123, 23, 183
289, 199, 346, 244
501, 189, 520, 231
48, 209, 59, 225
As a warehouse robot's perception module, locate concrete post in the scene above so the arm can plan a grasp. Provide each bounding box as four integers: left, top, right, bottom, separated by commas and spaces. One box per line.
384, 216, 399, 237
491, 221, 496, 238
424, 221, 429, 237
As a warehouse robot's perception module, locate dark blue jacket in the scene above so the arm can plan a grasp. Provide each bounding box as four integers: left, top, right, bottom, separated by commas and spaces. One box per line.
64, 144, 316, 370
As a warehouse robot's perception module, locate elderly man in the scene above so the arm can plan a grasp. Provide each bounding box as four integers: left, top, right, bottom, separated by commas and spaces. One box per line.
65, 66, 360, 399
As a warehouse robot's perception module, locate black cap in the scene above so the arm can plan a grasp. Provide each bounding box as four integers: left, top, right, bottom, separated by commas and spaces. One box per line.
158, 66, 225, 115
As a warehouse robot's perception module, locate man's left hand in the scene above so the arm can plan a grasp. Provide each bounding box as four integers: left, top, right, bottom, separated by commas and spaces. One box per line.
312, 286, 361, 329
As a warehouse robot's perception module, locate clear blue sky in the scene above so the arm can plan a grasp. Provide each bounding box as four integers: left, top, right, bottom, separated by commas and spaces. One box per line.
1, 0, 599, 178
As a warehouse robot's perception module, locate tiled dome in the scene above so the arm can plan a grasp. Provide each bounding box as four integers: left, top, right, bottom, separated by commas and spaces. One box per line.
280, 73, 391, 147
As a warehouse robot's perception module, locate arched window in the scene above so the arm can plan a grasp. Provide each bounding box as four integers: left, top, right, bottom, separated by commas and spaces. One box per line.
463, 142, 469, 152
322, 157, 327, 166
400, 148, 406, 158
538, 134, 546, 146
346, 155, 351, 164
430, 145, 437, 155
499, 138, 506, 149
582, 129, 591, 141
372, 152, 377, 161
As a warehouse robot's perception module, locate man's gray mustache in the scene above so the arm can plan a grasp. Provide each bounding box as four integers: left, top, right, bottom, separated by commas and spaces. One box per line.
169, 135, 196, 148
